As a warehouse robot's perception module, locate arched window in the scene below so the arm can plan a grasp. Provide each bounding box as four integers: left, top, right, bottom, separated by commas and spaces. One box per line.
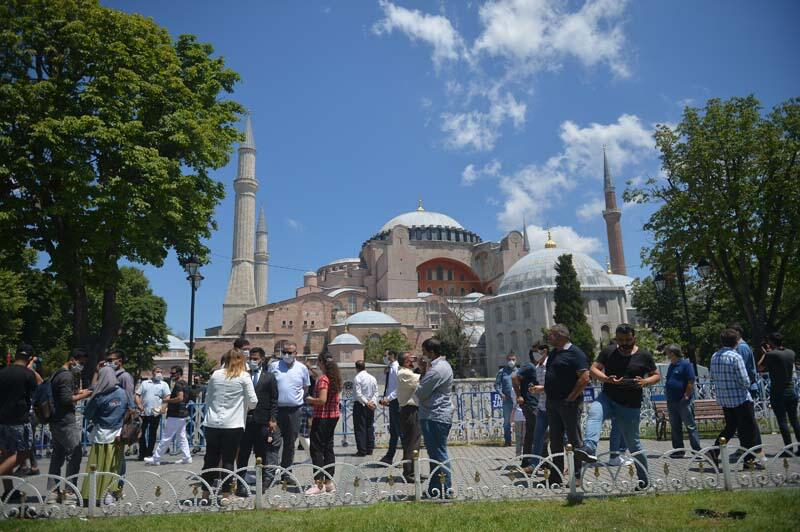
497, 333, 505, 352
511, 331, 519, 352
508, 304, 516, 321
449, 286, 455, 296
460, 288, 466, 296
601, 324, 611, 344
525, 329, 533, 348
598, 298, 608, 315
447, 269, 453, 281
522, 301, 531, 319
495, 307, 503, 323
437, 287, 444, 295
436, 266, 444, 280
348, 294, 357, 314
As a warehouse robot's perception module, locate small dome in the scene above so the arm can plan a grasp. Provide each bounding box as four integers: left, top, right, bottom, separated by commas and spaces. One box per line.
344, 310, 399, 326
330, 333, 362, 346
379, 211, 464, 233
499, 247, 613, 294
167, 335, 188, 351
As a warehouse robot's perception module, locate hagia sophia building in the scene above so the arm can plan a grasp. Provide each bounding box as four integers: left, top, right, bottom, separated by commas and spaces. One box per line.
194, 116, 635, 376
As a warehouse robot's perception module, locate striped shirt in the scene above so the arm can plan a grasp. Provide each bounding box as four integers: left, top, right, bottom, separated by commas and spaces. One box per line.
710, 348, 752, 408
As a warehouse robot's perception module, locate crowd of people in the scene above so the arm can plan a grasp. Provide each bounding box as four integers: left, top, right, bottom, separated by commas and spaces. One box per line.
0, 323, 798, 504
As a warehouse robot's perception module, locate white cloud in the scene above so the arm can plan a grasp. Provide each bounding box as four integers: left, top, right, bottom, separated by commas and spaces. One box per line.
461, 159, 502, 186
474, 0, 630, 78
286, 218, 302, 230
496, 158, 574, 229
372, 1, 465, 67
526, 224, 602, 253
441, 91, 526, 151
577, 198, 605, 221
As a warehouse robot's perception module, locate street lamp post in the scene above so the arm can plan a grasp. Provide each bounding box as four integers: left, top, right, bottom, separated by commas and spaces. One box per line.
183, 255, 203, 387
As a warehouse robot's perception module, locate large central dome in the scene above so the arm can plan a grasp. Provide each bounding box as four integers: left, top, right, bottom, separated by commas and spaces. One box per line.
498, 247, 613, 295
379, 205, 464, 233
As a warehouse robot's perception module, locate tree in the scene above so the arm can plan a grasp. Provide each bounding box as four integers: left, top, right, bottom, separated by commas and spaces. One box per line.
0, 268, 25, 356
628, 96, 800, 347
363, 329, 411, 364
433, 309, 473, 378
0, 0, 242, 371
552, 254, 596, 359
191, 347, 215, 381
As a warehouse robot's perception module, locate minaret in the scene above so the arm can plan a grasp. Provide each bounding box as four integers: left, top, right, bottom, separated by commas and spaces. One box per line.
602, 147, 627, 275
522, 216, 530, 253
254, 206, 269, 306
222, 114, 258, 332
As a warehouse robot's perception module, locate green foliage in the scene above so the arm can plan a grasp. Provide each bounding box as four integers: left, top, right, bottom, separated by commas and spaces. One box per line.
552, 254, 596, 359
0, 0, 243, 364
363, 329, 411, 364
191, 347, 215, 381
433, 311, 473, 377
627, 95, 800, 347
0, 268, 25, 355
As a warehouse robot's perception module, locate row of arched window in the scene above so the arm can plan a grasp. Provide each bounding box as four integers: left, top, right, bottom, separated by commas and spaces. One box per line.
495, 329, 536, 355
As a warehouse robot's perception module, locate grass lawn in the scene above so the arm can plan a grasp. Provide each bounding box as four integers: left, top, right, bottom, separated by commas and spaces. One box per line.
1, 489, 798, 531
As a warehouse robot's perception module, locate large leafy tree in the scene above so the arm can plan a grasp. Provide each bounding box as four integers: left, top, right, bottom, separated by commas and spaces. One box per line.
0, 1, 242, 369
363, 329, 412, 364
553, 254, 596, 359
629, 96, 800, 346
433, 310, 473, 377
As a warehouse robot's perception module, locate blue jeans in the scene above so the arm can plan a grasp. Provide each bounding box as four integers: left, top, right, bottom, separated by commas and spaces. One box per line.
609, 421, 628, 456
502, 399, 514, 444
667, 398, 702, 452
420, 419, 451, 497
531, 408, 549, 467
584, 393, 648, 486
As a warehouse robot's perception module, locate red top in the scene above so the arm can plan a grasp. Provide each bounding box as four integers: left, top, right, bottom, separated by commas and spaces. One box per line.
312, 374, 340, 419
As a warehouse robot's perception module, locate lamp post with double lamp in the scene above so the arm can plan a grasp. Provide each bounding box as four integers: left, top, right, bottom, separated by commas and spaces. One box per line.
183, 255, 204, 387
654, 255, 711, 374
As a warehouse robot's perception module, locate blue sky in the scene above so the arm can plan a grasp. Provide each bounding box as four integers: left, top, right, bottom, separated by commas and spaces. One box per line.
103, 0, 799, 337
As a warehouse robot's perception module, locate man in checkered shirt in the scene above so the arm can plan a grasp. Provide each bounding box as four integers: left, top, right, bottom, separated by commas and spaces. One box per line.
710, 328, 763, 468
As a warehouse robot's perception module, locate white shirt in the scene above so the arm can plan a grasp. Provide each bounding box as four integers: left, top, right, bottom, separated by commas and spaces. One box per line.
90, 426, 121, 445
354, 371, 379, 406
136, 379, 170, 416
384, 361, 399, 401
269, 360, 311, 407
202, 369, 258, 429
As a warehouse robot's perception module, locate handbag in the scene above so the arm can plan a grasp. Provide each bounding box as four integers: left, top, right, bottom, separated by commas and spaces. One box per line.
119, 409, 142, 444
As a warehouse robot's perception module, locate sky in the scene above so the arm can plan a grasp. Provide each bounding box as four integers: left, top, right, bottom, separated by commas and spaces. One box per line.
103, 0, 799, 338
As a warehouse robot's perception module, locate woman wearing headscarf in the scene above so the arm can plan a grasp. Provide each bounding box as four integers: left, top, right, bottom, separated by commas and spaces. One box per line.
81, 365, 130, 504
304, 353, 341, 495
201, 348, 258, 499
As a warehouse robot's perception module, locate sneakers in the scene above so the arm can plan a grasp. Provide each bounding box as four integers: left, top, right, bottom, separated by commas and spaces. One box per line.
103, 493, 116, 506
175, 457, 193, 465
620, 456, 634, 467
304, 485, 323, 495
607, 455, 621, 467
143, 457, 160, 466
573, 446, 597, 463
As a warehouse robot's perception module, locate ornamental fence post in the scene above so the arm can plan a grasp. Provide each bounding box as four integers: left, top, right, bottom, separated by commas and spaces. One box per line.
720, 437, 732, 491
254, 458, 263, 510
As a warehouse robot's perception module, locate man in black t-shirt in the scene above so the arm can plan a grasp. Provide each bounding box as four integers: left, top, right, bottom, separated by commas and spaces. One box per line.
758, 332, 800, 450
0, 344, 43, 501
544, 325, 590, 484
574, 324, 659, 488
512, 346, 540, 470
145, 366, 192, 465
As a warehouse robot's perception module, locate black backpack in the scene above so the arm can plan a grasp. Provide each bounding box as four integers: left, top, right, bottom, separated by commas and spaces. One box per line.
33, 370, 61, 424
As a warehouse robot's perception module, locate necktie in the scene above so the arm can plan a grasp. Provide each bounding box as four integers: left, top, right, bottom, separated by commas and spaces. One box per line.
384, 367, 390, 397
252, 370, 259, 387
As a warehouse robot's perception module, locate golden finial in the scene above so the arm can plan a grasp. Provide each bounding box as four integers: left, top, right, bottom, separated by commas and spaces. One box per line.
544, 229, 556, 249
417, 199, 425, 211
606, 257, 612, 274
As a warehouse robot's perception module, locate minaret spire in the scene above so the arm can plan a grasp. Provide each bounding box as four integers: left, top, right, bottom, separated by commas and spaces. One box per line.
222, 114, 259, 331
522, 216, 530, 253
602, 146, 627, 275
254, 206, 269, 306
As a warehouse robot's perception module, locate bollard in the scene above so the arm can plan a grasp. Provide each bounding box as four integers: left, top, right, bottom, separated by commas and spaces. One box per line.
87, 465, 97, 517
413, 450, 422, 501
720, 437, 732, 491
566, 444, 576, 497
254, 458, 263, 510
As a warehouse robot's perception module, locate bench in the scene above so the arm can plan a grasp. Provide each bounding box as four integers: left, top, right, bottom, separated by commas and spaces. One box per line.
653, 399, 725, 440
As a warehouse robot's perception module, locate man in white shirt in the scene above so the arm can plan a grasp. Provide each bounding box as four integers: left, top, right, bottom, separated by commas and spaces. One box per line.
353, 360, 378, 457
135, 367, 170, 460
378, 350, 401, 464
268, 342, 310, 475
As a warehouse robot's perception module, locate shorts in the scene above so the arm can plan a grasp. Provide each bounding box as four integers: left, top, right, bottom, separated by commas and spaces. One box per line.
0, 423, 33, 454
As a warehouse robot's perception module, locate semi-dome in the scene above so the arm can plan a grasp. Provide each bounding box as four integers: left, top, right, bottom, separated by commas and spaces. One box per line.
379, 207, 463, 233
498, 247, 614, 294
344, 310, 399, 326
329, 333, 362, 346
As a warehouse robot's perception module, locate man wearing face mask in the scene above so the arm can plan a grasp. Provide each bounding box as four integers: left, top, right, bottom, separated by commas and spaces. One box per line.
576, 324, 659, 489
495, 353, 517, 447
145, 366, 192, 465
378, 350, 402, 465
513, 347, 540, 470
135, 366, 170, 460
269, 342, 310, 476
46, 348, 92, 500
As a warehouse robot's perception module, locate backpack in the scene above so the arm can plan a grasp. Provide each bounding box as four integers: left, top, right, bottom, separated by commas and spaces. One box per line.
33, 376, 56, 424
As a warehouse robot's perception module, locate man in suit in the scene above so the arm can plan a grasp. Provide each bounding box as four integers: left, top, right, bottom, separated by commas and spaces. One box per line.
236, 347, 279, 496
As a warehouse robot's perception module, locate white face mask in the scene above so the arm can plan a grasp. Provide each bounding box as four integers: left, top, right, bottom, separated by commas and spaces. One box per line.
70, 363, 83, 375
507, 360, 516, 368
153, 373, 163, 382
532, 351, 544, 362
242, 349, 250, 357
248, 360, 261, 371
283, 354, 295, 365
